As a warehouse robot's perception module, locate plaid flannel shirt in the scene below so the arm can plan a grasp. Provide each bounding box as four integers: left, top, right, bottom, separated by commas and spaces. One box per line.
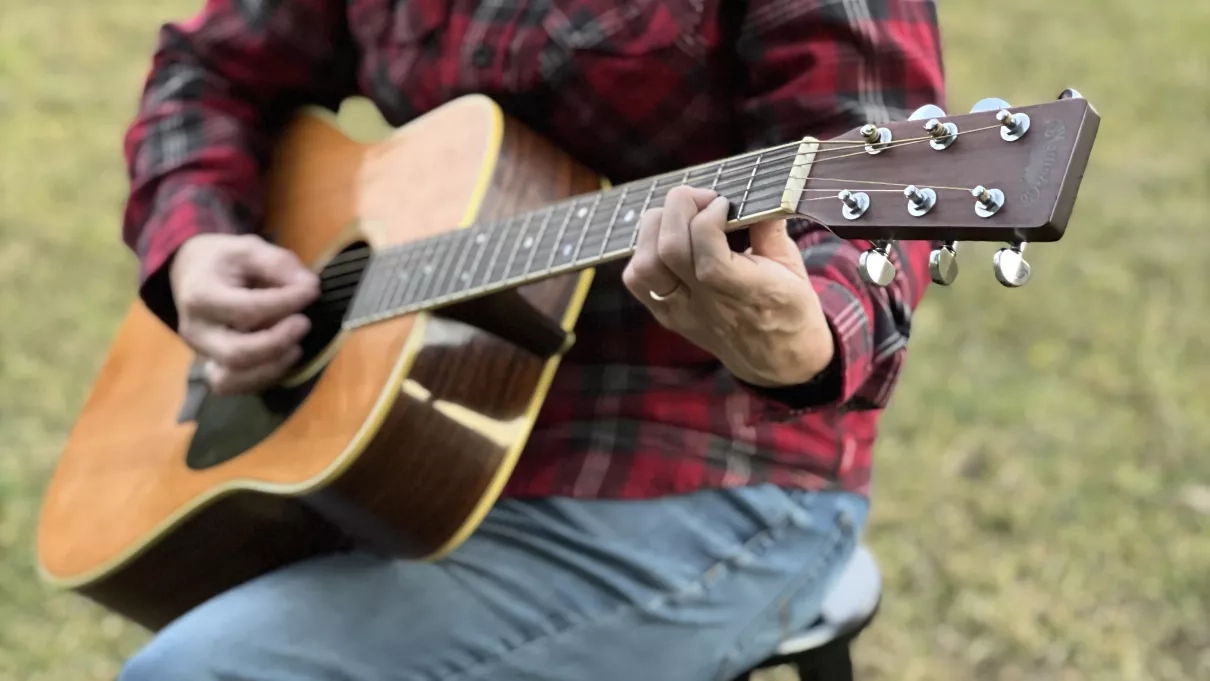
122, 0, 946, 499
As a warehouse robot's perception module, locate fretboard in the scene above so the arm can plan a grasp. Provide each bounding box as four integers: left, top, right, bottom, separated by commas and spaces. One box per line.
344, 143, 802, 327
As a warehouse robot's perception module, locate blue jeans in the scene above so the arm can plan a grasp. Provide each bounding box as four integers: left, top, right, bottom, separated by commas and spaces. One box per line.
120, 484, 868, 681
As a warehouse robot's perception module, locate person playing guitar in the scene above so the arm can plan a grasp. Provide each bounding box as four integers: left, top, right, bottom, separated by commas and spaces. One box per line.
115, 0, 946, 678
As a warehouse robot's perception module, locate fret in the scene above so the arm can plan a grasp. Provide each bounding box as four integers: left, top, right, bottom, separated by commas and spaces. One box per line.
743, 150, 798, 219
736, 152, 762, 219
361, 251, 396, 322
427, 228, 471, 301
510, 207, 553, 281
370, 246, 413, 319
709, 160, 725, 190
544, 198, 587, 271
460, 227, 491, 294
686, 163, 722, 188
374, 247, 415, 315
385, 239, 424, 311
628, 178, 661, 249
595, 185, 628, 258
479, 214, 526, 290
566, 192, 602, 270
534, 201, 577, 276
405, 231, 453, 307
457, 220, 501, 295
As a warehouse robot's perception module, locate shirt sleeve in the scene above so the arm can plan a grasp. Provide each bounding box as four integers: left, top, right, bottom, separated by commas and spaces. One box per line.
732, 0, 946, 419
121, 0, 358, 329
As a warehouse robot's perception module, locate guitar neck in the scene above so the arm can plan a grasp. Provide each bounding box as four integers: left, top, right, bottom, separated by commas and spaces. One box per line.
343, 140, 813, 327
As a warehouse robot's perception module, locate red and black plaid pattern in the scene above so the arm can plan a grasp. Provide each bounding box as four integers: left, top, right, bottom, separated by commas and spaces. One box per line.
122, 0, 946, 499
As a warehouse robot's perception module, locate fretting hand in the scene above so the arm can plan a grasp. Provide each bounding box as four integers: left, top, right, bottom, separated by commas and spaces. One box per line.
622, 186, 835, 388
170, 234, 320, 395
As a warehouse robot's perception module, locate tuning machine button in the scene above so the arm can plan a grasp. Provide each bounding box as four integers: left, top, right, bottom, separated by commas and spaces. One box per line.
993, 242, 1031, 288
859, 123, 892, 155
908, 104, 948, 121
972, 185, 1004, 218
904, 185, 937, 217
929, 241, 959, 286
838, 190, 870, 220
969, 97, 1012, 114
997, 109, 1030, 142
923, 118, 958, 150
859, 241, 896, 287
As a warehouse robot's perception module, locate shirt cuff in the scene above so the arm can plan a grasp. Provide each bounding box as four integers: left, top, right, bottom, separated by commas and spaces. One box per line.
135, 185, 243, 330
739, 278, 874, 422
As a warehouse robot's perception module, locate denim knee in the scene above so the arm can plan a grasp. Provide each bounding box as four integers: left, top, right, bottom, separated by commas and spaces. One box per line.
119, 633, 216, 681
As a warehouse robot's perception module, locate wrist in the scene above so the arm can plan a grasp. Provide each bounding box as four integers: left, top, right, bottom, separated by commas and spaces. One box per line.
726, 324, 836, 389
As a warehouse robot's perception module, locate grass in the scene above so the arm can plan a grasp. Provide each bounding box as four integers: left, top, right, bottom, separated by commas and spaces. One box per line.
1, 1, 1208, 679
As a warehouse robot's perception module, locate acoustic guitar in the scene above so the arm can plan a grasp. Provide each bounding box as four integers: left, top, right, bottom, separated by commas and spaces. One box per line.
36, 90, 1100, 630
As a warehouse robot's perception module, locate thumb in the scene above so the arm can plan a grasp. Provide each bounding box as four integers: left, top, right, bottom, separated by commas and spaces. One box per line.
238, 238, 320, 290
748, 219, 807, 278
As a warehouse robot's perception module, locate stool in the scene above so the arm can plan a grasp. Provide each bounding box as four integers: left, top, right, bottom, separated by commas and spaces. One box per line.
734, 545, 883, 681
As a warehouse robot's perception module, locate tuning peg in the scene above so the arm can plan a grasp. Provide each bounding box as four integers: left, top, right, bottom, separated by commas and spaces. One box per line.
838, 190, 870, 220
969, 97, 1011, 114
859, 123, 892, 155
929, 241, 959, 286
908, 104, 948, 121
972, 185, 1005, 218
859, 241, 897, 287
904, 185, 937, 216
923, 118, 958, 150
997, 109, 1030, 141
993, 242, 1031, 287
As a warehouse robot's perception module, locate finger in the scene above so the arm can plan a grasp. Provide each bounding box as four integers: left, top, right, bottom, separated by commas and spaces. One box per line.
185, 313, 311, 371
623, 207, 682, 301
206, 345, 304, 396
748, 218, 808, 278
656, 187, 719, 284
236, 236, 320, 288
685, 196, 744, 292
182, 281, 318, 333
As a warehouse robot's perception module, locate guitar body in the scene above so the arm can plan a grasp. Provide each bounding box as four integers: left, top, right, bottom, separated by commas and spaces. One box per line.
36, 95, 601, 631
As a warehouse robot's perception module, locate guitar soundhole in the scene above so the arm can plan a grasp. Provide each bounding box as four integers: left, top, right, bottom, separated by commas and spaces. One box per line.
184, 241, 371, 471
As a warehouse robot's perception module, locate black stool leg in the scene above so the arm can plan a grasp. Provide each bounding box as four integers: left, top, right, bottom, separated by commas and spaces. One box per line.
795, 636, 854, 681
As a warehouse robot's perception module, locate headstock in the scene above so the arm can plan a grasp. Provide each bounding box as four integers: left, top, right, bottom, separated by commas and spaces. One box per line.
794, 89, 1100, 288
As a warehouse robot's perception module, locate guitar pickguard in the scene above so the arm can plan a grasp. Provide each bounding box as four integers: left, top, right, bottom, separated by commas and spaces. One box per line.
183, 374, 320, 470
183, 240, 369, 470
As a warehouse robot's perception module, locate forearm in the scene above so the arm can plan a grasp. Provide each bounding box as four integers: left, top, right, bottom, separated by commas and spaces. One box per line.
122, 0, 356, 328
735, 0, 945, 416
739, 225, 932, 414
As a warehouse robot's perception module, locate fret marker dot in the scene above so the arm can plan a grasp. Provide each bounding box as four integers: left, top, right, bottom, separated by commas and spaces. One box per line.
576, 207, 588, 218
523, 237, 534, 248
475, 233, 486, 244
460, 272, 470, 282
624, 210, 635, 222
562, 245, 573, 257
423, 264, 434, 275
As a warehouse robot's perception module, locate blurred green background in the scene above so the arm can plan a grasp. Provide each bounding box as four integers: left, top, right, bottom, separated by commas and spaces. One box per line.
2, 1, 1208, 679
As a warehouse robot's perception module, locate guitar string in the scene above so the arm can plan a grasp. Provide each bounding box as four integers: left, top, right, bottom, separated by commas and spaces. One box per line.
316, 121, 1003, 273
311, 122, 1006, 314
314, 125, 1002, 317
